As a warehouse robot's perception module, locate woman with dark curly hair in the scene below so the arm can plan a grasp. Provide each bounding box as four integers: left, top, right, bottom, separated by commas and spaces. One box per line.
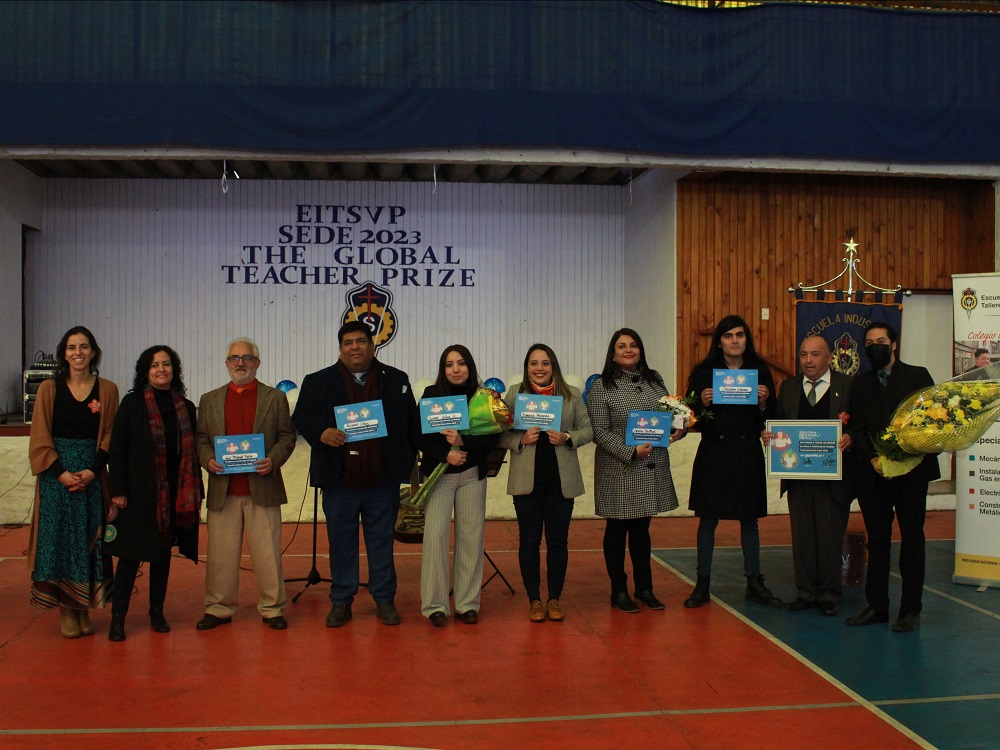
105, 345, 202, 641
28, 326, 118, 638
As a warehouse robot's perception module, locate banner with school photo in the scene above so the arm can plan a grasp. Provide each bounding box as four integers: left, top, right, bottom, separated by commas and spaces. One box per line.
952, 272, 1000, 587
794, 299, 903, 376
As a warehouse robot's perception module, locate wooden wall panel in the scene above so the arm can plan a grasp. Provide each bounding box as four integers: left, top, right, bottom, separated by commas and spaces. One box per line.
676, 173, 995, 393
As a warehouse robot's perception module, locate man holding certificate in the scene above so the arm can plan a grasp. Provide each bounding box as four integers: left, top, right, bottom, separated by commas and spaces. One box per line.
195, 338, 297, 630
293, 321, 419, 628
767, 335, 853, 616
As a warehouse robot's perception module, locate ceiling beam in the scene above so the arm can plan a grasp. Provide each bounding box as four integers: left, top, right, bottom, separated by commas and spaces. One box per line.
339, 162, 368, 181
477, 164, 513, 182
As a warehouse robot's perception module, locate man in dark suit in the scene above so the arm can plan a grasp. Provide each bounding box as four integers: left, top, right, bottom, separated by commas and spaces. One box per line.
847, 321, 940, 632
292, 321, 419, 628
771, 335, 853, 616
195, 338, 297, 631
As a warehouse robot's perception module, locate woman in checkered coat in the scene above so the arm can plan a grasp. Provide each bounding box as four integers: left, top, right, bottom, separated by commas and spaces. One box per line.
586, 328, 680, 613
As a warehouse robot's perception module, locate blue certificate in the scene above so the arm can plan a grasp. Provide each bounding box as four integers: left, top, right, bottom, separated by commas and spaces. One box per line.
765, 420, 842, 479
625, 410, 670, 446
419, 395, 469, 433
713, 369, 759, 405
214, 433, 266, 474
335, 399, 388, 442
514, 394, 564, 431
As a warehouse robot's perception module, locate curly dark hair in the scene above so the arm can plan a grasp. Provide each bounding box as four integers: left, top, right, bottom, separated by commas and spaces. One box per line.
689, 314, 762, 377
132, 345, 186, 396
53, 326, 102, 379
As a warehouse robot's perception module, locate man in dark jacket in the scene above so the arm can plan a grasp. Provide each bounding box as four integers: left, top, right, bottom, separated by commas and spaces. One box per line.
848, 322, 940, 632
771, 335, 854, 616
293, 321, 418, 628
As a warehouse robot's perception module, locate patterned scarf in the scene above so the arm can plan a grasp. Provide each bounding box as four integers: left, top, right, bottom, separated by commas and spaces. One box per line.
143, 385, 201, 542
531, 382, 556, 396
337, 359, 382, 488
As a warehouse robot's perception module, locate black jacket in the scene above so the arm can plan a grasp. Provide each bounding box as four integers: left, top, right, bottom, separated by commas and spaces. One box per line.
106, 390, 200, 562
417, 383, 500, 480
850, 359, 942, 488
293, 360, 420, 487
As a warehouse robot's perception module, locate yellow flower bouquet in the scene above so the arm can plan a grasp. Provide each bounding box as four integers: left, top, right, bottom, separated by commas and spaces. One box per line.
873, 378, 1000, 477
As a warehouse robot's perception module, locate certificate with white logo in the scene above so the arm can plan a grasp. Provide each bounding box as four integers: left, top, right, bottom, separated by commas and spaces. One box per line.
419, 395, 469, 433
713, 369, 758, 405
214, 433, 265, 474
624, 410, 670, 446
335, 399, 388, 442
514, 394, 563, 431
765, 420, 842, 479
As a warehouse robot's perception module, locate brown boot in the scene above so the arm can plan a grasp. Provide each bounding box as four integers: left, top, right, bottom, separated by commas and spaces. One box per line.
59, 607, 81, 639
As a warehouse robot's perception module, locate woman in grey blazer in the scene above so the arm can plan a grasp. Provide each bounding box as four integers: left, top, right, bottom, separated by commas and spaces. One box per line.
587, 328, 680, 613
500, 345, 593, 623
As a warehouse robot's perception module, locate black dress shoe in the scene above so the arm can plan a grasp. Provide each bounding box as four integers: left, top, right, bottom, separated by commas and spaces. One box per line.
845, 606, 889, 626
611, 591, 639, 613
196, 613, 233, 631
108, 615, 126, 642
429, 611, 448, 627
262, 615, 288, 630
819, 601, 839, 617
149, 607, 171, 633
376, 600, 401, 626
784, 598, 817, 612
892, 611, 921, 632
457, 610, 478, 624
634, 590, 665, 610
325, 604, 352, 628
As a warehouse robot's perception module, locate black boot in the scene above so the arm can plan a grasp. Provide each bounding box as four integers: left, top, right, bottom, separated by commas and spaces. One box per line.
108, 614, 126, 642
745, 574, 783, 607
684, 576, 711, 608
610, 591, 639, 613
149, 607, 170, 633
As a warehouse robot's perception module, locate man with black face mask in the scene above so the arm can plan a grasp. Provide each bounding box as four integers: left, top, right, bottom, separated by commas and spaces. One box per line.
847, 321, 940, 633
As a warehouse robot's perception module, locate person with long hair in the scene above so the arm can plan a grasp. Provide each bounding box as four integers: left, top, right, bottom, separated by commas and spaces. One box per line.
587, 328, 681, 613
105, 345, 202, 641
682, 314, 781, 609
500, 344, 593, 622
28, 326, 118, 638
418, 345, 500, 626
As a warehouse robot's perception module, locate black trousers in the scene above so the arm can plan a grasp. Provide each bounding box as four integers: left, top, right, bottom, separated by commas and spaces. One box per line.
603, 516, 652, 594
111, 550, 172, 616
857, 478, 928, 616
513, 483, 575, 602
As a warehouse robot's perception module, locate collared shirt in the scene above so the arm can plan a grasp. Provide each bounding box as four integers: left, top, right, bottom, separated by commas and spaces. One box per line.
803, 369, 831, 402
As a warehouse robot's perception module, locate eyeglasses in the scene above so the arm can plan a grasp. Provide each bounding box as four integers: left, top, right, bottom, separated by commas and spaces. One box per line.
226, 355, 259, 365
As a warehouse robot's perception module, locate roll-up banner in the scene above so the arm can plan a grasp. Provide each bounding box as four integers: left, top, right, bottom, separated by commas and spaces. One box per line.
952, 273, 1000, 587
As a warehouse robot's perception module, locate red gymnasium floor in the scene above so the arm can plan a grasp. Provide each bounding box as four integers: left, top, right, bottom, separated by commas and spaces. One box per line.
0, 513, 956, 749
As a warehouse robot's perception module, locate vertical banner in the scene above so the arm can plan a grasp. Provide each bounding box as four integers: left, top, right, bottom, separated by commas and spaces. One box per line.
795, 300, 903, 376
952, 272, 1000, 587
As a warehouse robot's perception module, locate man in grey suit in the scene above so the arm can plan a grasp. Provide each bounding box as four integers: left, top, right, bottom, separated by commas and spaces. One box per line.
769, 335, 853, 616
194, 338, 297, 630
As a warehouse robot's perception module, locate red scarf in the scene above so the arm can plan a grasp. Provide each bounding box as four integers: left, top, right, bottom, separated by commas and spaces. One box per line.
144, 386, 200, 542
531, 382, 556, 396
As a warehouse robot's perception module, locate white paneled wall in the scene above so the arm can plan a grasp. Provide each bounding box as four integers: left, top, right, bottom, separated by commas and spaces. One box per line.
27, 179, 641, 397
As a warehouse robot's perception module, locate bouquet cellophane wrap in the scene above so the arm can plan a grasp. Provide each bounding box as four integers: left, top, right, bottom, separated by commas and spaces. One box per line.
874, 364, 1000, 477
410, 387, 513, 508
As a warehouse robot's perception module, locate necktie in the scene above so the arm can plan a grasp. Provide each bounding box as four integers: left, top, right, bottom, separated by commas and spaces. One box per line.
878, 370, 888, 388
806, 380, 818, 406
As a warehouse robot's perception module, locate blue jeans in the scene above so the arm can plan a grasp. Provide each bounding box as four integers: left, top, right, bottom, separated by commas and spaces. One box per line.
322, 476, 399, 605
695, 516, 760, 578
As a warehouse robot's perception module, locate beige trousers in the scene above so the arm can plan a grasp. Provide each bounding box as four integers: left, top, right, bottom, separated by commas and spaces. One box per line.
204, 495, 287, 618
